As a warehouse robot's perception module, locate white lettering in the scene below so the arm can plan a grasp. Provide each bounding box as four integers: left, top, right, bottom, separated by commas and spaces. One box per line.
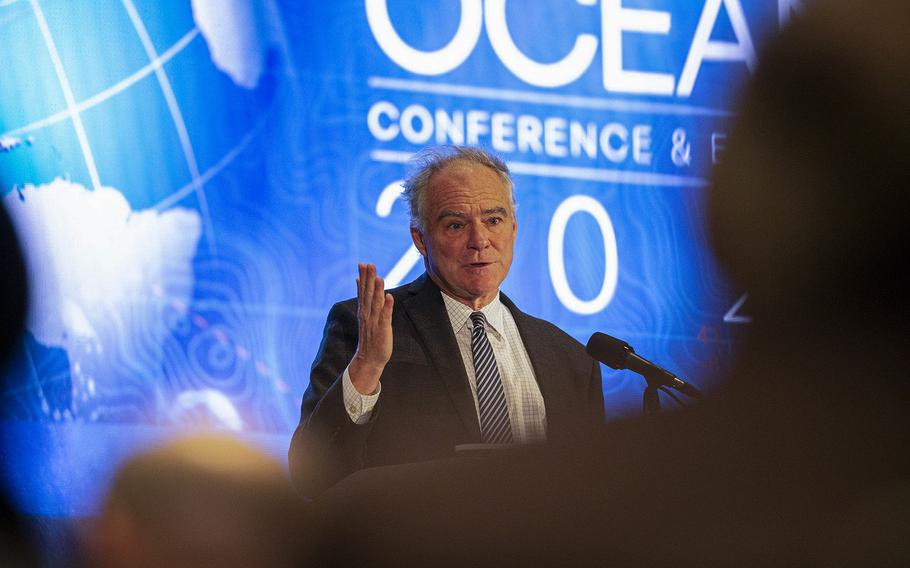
365, 0, 483, 75
375, 180, 421, 288
548, 195, 619, 315
677, 0, 757, 97
466, 110, 490, 144
435, 109, 464, 144
599, 123, 628, 163
517, 115, 544, 154
632, 125, 652, 165
367, 0, 763, 98
601, 0, 674, 96
711, 132, 727, 164
570, 122, 598, 159
491, 112, 516, 152
369, 102, 655, 166
367, 101, 399, 141
544, 118, 568, 157
485, 0, 598, 88
400, 104, 433, 144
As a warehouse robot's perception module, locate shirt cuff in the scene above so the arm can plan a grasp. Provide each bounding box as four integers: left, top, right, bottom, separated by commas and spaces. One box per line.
342, 365, 381, 424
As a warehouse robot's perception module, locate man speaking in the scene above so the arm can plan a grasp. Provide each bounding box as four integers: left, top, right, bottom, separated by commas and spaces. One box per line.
289, 146, 603, 497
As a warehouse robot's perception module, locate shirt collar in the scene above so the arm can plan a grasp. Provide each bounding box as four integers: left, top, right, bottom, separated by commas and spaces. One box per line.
441, 291, 505, 340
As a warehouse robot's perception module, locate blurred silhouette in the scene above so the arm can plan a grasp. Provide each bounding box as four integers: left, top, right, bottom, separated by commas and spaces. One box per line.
307, 0, 909, 565
0, 198, 27, 366
1, 197, 38, 566
86, 435, 309, 568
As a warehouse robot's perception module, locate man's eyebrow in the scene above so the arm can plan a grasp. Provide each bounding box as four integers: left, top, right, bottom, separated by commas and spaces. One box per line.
436, 207, 510, 221
436, 209, 466, 221
483, 207, 509, 217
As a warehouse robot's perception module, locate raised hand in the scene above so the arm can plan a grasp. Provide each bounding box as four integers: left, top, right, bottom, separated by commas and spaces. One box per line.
349, 263, 394, 395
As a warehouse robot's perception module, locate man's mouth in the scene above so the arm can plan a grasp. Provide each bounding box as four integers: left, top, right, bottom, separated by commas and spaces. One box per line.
466, 261, 493, 268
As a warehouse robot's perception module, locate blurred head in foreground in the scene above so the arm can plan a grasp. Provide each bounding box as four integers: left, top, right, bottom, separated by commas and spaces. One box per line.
88, 435, 307, 568
0, 201, 36, 567
0, 201, 27, 371
701, 0, 910, 561
710, 0, 910, 340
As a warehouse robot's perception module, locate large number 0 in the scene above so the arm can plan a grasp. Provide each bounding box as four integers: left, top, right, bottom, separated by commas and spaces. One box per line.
547, 195, 619, 315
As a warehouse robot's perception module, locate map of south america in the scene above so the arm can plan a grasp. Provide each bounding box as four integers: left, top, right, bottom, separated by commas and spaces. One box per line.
5, 179, 201, 421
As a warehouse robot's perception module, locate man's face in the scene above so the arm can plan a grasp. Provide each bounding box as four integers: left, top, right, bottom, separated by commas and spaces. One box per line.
411, 160, 517, 309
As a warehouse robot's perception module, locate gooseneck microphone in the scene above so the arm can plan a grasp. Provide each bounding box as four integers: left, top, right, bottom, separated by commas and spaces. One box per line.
586, 332, 702, 400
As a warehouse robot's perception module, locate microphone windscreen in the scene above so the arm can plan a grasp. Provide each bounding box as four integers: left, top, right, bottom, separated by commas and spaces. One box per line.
585, 332, 632, 370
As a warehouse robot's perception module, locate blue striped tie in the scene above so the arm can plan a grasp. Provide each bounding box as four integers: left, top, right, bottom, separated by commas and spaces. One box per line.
470, 312, 513, 444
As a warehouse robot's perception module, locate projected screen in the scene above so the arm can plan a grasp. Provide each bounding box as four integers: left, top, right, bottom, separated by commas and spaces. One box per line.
0, 0, 785, 515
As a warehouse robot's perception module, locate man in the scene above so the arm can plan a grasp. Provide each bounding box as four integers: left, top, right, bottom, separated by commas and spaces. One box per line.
289, 146, 603, 497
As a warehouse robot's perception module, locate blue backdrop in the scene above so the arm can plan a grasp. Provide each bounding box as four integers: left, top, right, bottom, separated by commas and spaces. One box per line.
1, 0, 787, 516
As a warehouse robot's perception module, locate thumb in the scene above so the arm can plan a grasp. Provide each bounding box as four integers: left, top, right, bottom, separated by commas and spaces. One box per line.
381, 293, 394, 321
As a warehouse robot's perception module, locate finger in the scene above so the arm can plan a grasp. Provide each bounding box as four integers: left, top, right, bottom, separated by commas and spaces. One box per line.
381, 293, 394, 322
372, 275, 385, 320
356, 264, 367, 321
362, 264, 375, 319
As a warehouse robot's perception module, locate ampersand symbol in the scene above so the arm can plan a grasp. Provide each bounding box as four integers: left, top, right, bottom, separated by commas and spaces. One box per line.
671, 128, 691, 167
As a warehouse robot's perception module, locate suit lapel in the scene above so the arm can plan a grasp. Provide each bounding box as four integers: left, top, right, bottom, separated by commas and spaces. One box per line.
401, 275, 481, 441
500, 293, 570, 432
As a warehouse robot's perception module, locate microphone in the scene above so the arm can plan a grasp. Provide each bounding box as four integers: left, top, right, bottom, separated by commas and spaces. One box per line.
586, 332, 702, 399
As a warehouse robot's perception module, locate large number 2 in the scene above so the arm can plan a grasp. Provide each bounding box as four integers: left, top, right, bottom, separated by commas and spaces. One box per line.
376, 181, 422, 288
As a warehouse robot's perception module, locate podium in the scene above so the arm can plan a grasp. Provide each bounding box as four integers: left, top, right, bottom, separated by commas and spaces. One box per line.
305, 444, 609, 567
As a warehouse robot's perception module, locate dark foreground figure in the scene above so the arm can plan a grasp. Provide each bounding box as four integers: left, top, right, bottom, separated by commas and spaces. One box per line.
0, 196, 38, 565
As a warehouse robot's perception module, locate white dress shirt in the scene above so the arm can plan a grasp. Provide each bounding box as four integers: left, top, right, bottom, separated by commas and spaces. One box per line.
342, 291, 547, 443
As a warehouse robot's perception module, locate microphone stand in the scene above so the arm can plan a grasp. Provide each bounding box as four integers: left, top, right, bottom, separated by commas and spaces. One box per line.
642, 383, 661, 415
641, 368, 694, 415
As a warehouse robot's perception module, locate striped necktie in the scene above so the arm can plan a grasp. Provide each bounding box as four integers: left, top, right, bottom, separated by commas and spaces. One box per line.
470, 311, 513, 444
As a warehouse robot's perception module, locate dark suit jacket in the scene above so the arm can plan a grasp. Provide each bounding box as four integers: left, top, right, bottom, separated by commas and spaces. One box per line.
289, 273, 603, 497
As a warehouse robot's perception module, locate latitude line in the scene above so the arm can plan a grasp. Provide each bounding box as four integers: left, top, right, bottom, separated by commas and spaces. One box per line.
29, 0, 102, 191
121, 0, 217, 256
1, 28, 199, 139
152, 110, 270, 211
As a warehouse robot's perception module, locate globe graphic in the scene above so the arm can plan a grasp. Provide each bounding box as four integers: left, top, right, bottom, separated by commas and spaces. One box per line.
0, 0, 308, 439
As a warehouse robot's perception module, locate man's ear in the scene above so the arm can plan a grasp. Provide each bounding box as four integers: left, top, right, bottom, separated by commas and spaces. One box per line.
410, 226, 427, 257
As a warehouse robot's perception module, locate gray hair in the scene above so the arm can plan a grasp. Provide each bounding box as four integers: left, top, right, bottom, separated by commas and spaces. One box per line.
401, 146, 515, 231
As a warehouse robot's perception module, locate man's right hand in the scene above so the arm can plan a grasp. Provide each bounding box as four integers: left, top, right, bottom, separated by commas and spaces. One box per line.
349, 263, 394, 395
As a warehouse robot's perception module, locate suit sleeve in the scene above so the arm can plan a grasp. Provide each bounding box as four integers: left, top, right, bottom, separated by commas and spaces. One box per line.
289, 300, 377, 498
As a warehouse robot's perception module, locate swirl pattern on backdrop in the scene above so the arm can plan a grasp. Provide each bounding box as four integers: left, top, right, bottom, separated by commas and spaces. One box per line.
0, 0, 781, 515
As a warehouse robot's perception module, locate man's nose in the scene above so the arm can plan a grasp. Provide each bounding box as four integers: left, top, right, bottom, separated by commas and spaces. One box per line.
466, 223, 490, 249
